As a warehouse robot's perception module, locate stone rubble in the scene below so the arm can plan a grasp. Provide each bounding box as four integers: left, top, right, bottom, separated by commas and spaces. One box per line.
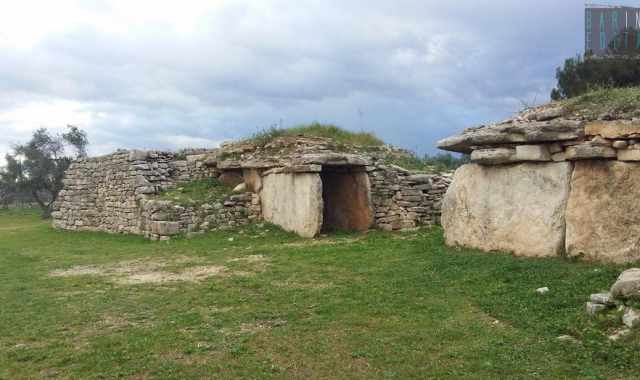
585, 268, 640, 333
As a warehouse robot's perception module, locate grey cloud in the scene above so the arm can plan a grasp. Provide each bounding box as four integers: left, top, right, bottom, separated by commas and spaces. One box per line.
0, 0, 590, 160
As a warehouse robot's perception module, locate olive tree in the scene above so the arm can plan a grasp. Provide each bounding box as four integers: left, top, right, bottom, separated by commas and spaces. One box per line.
0, 126, 88, 217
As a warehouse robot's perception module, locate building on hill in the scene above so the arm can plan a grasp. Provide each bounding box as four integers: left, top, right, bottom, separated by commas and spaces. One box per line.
586, 4, 640, 56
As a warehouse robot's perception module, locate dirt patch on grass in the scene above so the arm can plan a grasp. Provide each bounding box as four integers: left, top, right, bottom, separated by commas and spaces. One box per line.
280, 237, 365, 248
239, 319, 288, 334
272, 280, 333, 290
49, 256, 257, 285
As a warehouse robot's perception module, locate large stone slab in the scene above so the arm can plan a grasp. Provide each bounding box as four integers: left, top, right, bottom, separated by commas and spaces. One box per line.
437, 119, 585, 153
585, 121, 640, 139
441, 162, 573, 257
261, 172, 323, 238
566, 161, 640, 263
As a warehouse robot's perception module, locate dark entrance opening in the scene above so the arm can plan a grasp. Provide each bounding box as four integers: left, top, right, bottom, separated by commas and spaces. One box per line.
320, 166, 374, 233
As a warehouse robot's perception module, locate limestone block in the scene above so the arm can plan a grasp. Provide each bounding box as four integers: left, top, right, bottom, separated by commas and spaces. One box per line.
515, 145, 551, 161
407, 174, 433, 185
623, 308, 640, 328
151, 221, 181, 236
186, 154, 206, 162
128, 150, 149, 161
260, 172, 323, 238
441, 162, 572, 257
548, 142, 564, 154
585, 121, 640, 139
617, 149, 640, 161
551, 152, 567, 162
535, 107, 564, 121
470, 148, 516, 165
566, 161, 640, 262
565, 144, 616, 160
610, 269, 640, 300
437, 119, 585, 153
613, 140, 629, 149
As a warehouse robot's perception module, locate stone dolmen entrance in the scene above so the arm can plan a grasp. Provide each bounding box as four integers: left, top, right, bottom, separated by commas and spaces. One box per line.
53, 134, 451, 240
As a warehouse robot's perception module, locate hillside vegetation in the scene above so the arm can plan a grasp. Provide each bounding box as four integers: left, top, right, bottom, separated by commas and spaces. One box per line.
1, 209, 639, 379
249, 123, 384, 147
247, 123, 467, 172
562, 87, 640, 120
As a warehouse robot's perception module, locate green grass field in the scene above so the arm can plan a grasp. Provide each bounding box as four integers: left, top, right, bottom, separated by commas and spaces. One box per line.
1, 209, 638, 379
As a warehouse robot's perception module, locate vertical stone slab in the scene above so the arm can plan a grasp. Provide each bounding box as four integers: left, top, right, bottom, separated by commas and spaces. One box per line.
566, 161, 640, 263
260, 172, 323, 238
441, 162, 572, 257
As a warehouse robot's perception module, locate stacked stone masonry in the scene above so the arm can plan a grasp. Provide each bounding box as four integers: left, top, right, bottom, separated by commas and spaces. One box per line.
438, 104, 640, 263
53, 136, 451, 240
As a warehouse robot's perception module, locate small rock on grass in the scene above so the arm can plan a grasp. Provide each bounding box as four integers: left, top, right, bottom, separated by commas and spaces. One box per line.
536, 287, 550, 295
590, 292, 615, 306
586, 302, 607, 317
610, 268, 640, 301
609, 328, 631, 341
622, 308, 640, 328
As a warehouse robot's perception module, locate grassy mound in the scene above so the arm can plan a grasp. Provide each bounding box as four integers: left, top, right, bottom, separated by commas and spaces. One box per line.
249, 123, 384, 147
562, 87, 640, 120
153, 178, 233, 207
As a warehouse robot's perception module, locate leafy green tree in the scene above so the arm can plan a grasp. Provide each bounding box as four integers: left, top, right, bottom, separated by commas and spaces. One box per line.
551, 54, 640, 100
422, 153, 469, 171
0, 126, 88, 217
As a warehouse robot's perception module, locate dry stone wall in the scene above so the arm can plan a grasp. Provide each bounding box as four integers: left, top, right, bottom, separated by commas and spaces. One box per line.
369, 163, 451, 231
439, 105, 640, 263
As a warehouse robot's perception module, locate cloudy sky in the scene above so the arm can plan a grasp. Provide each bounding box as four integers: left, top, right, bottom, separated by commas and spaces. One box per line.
0, 0, 596, 161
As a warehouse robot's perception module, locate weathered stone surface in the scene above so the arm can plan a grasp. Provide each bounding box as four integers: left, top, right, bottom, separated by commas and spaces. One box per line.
299, 153, 370, 166
515, 145, 551, 161
233, 183, 247, 193
407, 174, 433, 185
623, 308, 640, 328
610, 268, 640, 300
470, 148, 516, 165
617, 149, 640, 161
551, 152, 567, 162
260, 172, 323, 238
150, 221, 181, 236
585, 121, 640, 139
128, 150, 149, 161
442, 162, 572, 257
437, 119, 585, 153
535, 107, 564, 121
566, 162, 640, 263
217, 160, 242, 169
590, 293, 615, 306
242, 169, 263, 193
613, 140, 629, 149
564, 144, 616, 160
586, 302, 608, 317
